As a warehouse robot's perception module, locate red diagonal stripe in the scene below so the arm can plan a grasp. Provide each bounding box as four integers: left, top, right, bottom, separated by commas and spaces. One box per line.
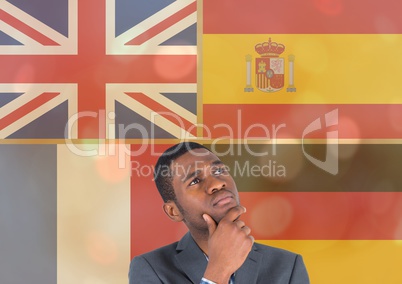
0, 9, 60, 46
0, 92, 60, 130
125, 92, 197, 136
125, 1, 197, 45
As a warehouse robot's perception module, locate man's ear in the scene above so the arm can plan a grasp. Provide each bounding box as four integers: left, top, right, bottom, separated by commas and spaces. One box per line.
163, 201, 184, 222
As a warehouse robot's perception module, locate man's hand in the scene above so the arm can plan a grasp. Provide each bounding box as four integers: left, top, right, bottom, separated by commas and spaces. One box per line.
202, 205, 254, 283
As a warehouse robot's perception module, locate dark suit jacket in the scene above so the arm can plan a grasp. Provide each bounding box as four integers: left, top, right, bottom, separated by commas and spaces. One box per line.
129, 232, 309, 284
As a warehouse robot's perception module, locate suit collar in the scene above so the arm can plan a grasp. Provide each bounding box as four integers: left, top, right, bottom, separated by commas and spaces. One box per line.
175, 232, 262, 284
175, 232, 208, 284
234, 245, 262, 283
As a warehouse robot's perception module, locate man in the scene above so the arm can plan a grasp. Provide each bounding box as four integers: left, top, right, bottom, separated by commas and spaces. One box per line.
129, 142, 309, 284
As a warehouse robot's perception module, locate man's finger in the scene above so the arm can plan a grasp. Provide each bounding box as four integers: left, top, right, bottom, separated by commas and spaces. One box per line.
203, 213, 217, 237
235, 220, 246, 229
241, 225, 251, 236
222, 205, 246, 222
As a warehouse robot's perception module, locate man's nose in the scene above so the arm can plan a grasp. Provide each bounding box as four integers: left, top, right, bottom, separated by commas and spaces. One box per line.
205, 176, 226, 194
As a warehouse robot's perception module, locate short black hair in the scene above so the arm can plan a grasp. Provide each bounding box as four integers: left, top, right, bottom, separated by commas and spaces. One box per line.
154, 142, 210, 202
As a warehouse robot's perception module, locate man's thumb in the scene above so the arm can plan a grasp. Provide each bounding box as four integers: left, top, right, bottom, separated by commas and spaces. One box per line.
203, 213, 216, 236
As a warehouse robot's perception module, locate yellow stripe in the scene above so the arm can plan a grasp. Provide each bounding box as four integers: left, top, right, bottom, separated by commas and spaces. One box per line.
203, 34, 402, 104
57, 144, 131, 284
258, 240, 402, 284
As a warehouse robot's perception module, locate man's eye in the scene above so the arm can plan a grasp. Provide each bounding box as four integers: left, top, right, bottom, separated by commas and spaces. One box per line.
213, 167, 226, 175
189, 178, 200, 186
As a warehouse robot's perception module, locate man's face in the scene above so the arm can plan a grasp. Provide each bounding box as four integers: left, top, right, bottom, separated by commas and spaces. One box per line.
170, 148, 240, 231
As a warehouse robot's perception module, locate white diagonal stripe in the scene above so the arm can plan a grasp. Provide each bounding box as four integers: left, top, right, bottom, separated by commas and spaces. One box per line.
0, 83, 76, 138
115, 92, 195, 139
116, 0, 195, 41
141, 90, 197, 124
0, 93, 68, 138
0, 19, 41, 47
144, 12, 196, 48
0, 84, 74, 119
0, 0, 77, 54
106, 83, 197, 139
0, 90, 44, 119
1, 0, 68, 45
107, 0, 196, 55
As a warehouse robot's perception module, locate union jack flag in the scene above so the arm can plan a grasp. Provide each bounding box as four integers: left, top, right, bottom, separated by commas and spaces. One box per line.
0, 0, 198, 139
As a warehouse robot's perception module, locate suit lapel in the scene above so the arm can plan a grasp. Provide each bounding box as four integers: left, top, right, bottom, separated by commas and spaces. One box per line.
175, 232, 208, 284
175, 233, 262, 284
233, 246, 262, 284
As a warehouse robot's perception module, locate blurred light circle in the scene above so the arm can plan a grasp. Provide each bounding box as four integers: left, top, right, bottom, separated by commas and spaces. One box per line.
387, 104, 402, 132
153, 49, 196, 80
375, 15, 397, 34
338, 116, 361, 140
15, 63, 35, 82
289, 104, 329, 130
108, 111, 116, 120
369, 187, 395, 215
393, 194, 402, 219
334, 142, 360, 160
95, 146, 130, 183
314, 0, 344, 16
250, 196, 293, 238
395, 220, 402, 240
86, 232, 118, 265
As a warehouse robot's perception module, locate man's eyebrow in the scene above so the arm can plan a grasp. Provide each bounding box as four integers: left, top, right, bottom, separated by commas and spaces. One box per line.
182, 169, 201, 184
211, 160, 224, 166
182, 160, 223, 184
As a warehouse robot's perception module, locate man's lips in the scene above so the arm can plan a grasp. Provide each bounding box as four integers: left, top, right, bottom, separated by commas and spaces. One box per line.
212, 191, 234, 206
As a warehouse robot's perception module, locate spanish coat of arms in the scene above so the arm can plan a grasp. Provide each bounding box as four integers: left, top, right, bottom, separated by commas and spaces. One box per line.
244, 38, 296, 93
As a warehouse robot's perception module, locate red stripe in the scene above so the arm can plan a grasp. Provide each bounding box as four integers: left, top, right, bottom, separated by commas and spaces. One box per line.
239, 192, 402, 240
0, 55, 197, 83
125, 93, 197, 136
0, 92, 60, 130
203, 104, 402, 139
125, 1, 197, 45
0, 9, 59, 46
204, 0, 402, 34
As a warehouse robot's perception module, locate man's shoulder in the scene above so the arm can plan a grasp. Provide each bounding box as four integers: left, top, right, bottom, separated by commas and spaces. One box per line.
250, 242, 309, 282
134, 240, 180, 262
131, 232, 197, 270
129, 241, 185, 283
253, 242, 301, 261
